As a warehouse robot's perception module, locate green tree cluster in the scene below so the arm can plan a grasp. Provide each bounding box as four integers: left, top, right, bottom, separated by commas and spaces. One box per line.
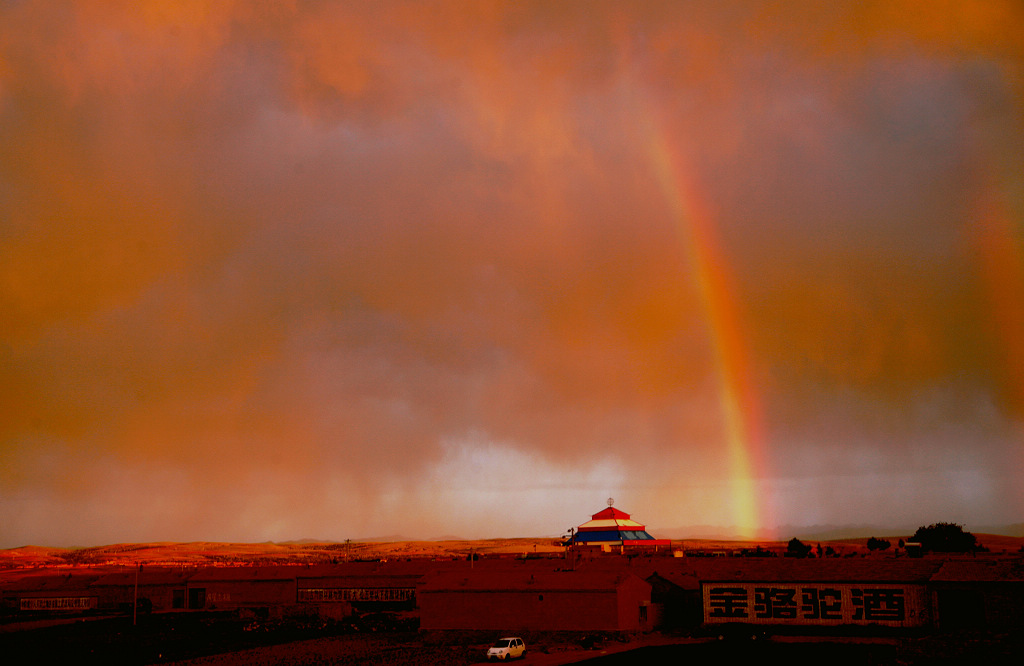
911, 523, 978, 553
866, 536, 891, 551
787, 537, 812, 558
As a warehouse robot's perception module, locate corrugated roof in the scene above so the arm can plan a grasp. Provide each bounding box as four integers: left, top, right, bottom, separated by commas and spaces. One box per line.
0, 573, 105, 593
89, 569, 191, 587
930, 559, 1024, 582
419, 569, 649, 593
292, 560, 441, 576
686, 558, 944, 583
644, 570, 700, 590
296, 574, 422, 588
187, 566, 303, 582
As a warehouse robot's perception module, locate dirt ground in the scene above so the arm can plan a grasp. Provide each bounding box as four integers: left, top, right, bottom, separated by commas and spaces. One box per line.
3, 611, 1021, 665
165, 631, 1024, 666
0, 615, 668, 666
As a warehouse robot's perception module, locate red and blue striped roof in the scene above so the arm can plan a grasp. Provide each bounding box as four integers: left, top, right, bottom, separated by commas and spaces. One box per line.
572, 506, 669, 546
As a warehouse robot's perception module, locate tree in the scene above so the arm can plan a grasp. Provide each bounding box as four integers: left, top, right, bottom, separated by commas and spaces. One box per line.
787, 537, 812, 558
866, 537, 891, 551
911, 523, 977, 553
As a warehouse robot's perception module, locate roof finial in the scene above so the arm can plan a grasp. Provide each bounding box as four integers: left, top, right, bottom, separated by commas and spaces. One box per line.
607, 497, 614, 508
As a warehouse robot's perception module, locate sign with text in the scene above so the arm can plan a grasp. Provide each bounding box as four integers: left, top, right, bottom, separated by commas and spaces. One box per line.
298, 587, 415, 603
702, 583, 928, 627
20, 597, 98, 611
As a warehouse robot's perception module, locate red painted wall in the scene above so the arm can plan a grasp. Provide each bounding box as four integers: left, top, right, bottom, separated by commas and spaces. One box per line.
419, 576, 652, 632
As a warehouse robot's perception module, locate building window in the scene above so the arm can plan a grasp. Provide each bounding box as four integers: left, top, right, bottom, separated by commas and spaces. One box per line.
639, 605, 648, 622
188, 588, 206, 610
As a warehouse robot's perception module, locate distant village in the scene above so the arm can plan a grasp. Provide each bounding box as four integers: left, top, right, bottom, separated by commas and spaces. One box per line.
3, 504, 1023, 640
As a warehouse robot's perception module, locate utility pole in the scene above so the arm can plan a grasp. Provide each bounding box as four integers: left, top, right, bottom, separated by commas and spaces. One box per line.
565, 528, 575, 570
133, 563, 139, 626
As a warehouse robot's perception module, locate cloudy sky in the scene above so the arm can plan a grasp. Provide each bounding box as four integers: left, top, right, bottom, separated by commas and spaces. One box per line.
2, 1, 1023, 547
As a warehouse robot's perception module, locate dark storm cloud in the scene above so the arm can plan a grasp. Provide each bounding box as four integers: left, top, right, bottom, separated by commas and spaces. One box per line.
2, 1, 1023, 545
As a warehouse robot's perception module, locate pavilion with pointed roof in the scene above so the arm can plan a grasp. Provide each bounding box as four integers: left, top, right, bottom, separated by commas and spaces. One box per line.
571, 502, 671, 548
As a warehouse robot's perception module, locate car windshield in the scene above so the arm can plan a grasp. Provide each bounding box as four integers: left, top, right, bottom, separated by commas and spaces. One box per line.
492, 640, 512, 648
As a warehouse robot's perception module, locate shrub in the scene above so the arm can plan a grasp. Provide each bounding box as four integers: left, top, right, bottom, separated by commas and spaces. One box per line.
787, 538, 812, 558
911, 523, 977, 553
866, 537, 891, 551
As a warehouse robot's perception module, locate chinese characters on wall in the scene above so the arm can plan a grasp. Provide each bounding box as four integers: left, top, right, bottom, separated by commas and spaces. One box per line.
20, 597, 97, 611
703, 583, 926, 627
297, 587, 415, 603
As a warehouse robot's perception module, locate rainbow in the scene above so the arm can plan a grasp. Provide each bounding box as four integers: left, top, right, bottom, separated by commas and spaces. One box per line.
643, 113, 774, 538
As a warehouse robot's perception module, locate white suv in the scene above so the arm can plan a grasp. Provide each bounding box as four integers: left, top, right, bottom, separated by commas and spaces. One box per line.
486, 636, 526, 660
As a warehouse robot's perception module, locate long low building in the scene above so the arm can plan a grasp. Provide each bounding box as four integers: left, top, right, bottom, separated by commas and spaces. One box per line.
0, 562, 434, 615
687, 558, 1024, 633
698, 562, 937, 630
928, 559, 1024, 631
184, 566, 299, 610
418, 567, 654, 632
3, 554, 1022, 635
296, 573, 419, 611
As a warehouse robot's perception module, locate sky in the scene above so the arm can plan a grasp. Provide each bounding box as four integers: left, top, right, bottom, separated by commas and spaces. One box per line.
2, 1, 1023, 547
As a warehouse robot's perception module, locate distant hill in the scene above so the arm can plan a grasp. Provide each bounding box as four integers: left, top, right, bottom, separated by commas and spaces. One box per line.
974, 523, 1024, 537
4, 531, 1022, 570
354, 535, 414, 543
775, 525, 917, 542
0, 537, 567, 569
283, 535, 416, 544
428, 535, 469, 542
653, 523, 1024, 541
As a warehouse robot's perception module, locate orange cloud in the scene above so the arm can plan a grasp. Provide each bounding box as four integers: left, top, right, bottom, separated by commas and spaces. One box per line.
2, 1, 1023, 546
